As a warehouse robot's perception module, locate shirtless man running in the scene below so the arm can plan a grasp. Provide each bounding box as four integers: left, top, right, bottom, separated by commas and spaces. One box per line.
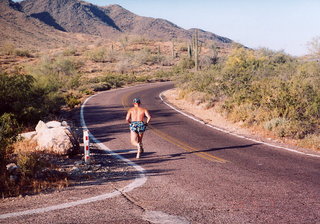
126, 98, 151, 158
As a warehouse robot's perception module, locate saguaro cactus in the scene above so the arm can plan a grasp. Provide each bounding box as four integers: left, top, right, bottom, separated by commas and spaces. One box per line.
188, 43, 192, 59
171, 39, 175, 59
192, 29, 200, 71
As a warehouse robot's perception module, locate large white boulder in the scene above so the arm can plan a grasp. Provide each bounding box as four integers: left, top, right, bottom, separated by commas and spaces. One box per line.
19, 131, 37, 140
33, 120, 76, 155
35, 120, 48, 133
46, 121, 62, 128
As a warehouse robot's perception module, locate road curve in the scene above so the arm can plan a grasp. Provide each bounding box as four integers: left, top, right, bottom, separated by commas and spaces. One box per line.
1, 82, 319, 224
83, 82, 320, 223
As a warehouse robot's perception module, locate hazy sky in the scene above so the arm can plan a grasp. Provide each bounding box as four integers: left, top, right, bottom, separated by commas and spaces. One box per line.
87, 0, 319, 56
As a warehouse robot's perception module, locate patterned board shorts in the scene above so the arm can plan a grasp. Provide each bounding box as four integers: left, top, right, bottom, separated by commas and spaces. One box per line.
129, 121, 147, 133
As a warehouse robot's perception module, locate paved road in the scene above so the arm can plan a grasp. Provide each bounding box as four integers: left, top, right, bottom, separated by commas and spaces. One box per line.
83, 82, 320, 223
1, 82, 319, 223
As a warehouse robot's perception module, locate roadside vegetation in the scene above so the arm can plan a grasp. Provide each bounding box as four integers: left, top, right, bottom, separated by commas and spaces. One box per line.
176, 45, 320, 151
0, 37, 184, 197
1, 34, 319, 197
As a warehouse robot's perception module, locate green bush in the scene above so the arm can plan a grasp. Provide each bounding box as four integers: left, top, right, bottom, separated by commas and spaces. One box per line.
16, 151, 43, 178
0, 113, 20, 196
0, 72, 65, 124
178, 57, 195, 70
135, 48, 164, 65
86, 48, 117, 63
153, 70, 175, 81
62, 48, 77, 56
177, 47, 320, 142
0, 43, 15, 55
104, 73, 140, 87
92, 83, 111, 92
14, 49, 33, 58
28, 56, 83, 91
0, 113, 20, 154
64, 93, 81, 109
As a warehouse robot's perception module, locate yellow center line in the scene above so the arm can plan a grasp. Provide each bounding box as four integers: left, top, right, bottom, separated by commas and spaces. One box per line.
121, 89, 228, 164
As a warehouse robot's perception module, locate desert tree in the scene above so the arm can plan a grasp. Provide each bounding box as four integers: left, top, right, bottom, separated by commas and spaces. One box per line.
307, 36, 320, 60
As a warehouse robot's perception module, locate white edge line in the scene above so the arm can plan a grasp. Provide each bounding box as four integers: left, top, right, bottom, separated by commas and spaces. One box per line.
159, 91, 320, 159
0, 90, 147, 220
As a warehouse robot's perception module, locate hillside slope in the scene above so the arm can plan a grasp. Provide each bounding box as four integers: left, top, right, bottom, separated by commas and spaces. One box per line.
0, 0, 92, 48
20, 0, 232, 44
103, 4, 232, 43
20, 0, 121, 38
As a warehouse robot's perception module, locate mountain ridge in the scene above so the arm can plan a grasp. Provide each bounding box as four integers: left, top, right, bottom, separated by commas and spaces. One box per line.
20, 0, 232, 43
1, 0, 233, 48
0, 0, 103, 49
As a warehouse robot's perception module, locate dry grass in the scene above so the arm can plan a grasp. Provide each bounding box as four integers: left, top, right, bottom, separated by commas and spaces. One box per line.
164, 88, 320, 153
1, 140, 70, 198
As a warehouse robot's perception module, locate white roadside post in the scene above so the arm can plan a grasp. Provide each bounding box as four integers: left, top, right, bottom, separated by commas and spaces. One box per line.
83, 129, 90, 164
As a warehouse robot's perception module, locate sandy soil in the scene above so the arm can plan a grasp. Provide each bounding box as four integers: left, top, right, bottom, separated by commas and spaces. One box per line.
162, 88, 320, 156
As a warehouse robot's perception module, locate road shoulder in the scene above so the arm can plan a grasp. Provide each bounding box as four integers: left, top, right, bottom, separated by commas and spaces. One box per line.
162, 88, 320, 157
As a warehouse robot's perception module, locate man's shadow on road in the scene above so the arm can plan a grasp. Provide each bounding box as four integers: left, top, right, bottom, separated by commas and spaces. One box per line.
168, 143, 260, 157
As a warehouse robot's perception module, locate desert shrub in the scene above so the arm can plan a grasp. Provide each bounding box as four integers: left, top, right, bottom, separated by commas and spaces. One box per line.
177, 46, 320, 144
88, 77, 101, 84
0, 43, 33, 57
64, 93, 81, 109
82, 89, 94, 95
28, 56, 82, 91
86, 48, 106, 62
0, 72, 65, 124
0, 113, 20, 158
86, 47, 117, 63
0, 43, 15, 55
0, 73, 34, 116
0, 113, 20, 196
1, 140, 68, 197
178, 57, 195, 70
102, 73, 138, 88
92, 83, 111, 92
161, 56, 175, 66
300, 134, 320, 151
153, 70, 176, 80
199, 55, 217, 68
103, 73, 125, 88
14, 49, 33, 57
16, 151, 43, 178
135, 48, 164, 65
115, 57, 134, 74
62, 48, 77, 56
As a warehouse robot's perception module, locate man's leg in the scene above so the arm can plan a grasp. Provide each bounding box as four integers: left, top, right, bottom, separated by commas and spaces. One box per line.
137, 132, 144, 153
137, 132, 144, 144
130, 131, 139, 147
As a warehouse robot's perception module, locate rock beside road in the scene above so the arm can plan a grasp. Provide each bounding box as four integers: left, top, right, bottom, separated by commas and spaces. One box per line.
20, 120, 78, 155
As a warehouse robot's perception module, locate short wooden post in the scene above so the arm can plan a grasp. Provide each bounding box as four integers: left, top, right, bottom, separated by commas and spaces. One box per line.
83, 130, 90, 164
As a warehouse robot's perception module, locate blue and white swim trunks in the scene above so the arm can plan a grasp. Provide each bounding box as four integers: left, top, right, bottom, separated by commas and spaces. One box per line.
129, 121, 147, 133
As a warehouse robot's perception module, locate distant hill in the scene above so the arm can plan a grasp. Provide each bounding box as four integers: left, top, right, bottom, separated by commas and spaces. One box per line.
103, 4, 232, 43
20, 0, 232, 43
1, 0, 233, 48
20, 0, 121, 38
0, 0, 93, 48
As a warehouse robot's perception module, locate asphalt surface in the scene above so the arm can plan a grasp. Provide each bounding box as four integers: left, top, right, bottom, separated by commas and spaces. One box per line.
1, 82, 319, 224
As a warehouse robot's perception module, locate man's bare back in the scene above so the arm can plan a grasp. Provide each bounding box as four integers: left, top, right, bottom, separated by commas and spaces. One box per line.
126, 107, 151, 123
125, 98, 151, 158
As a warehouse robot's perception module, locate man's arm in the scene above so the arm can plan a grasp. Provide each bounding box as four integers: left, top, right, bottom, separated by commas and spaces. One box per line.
145, 109, 151, 124
126, 109, 132, 124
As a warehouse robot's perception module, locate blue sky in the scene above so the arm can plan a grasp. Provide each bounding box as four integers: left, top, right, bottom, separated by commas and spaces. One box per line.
88, 0, 319, 56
